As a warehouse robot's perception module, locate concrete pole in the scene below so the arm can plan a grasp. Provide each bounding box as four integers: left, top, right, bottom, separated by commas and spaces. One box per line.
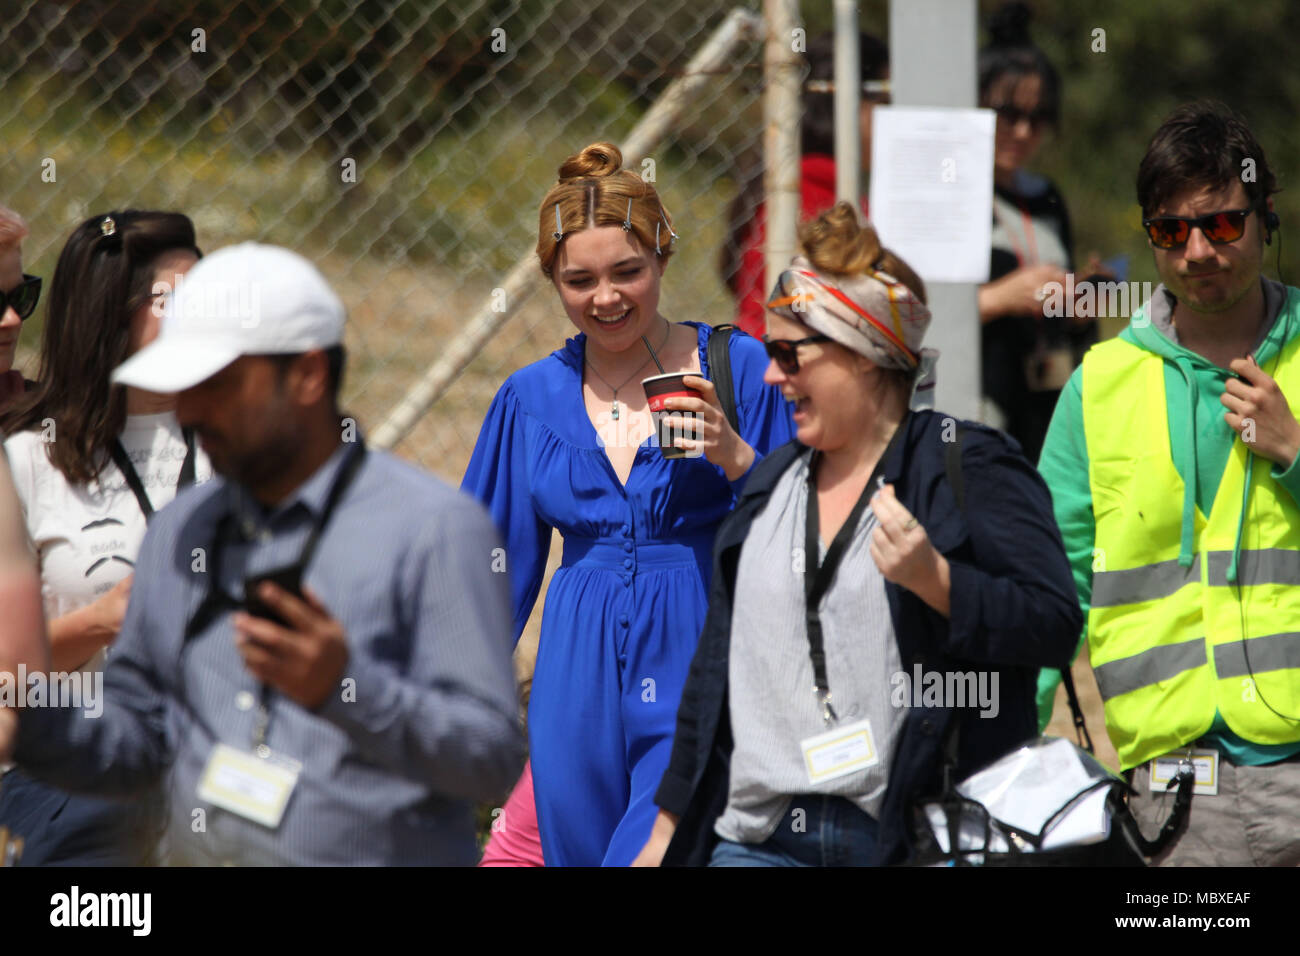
889, 0, 981, 420
833, 0, 861, 205
763, 0, 802, 307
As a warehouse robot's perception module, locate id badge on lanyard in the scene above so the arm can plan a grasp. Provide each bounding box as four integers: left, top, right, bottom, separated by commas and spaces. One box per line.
797, 422, 906, 786
188, 438, 367, 828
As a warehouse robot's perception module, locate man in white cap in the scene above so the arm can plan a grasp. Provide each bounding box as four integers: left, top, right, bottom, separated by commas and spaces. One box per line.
0, 243, 523, 865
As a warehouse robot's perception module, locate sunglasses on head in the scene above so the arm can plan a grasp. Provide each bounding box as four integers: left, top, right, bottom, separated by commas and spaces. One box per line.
763, 334, 831, 375
993, 104, 1053, 131
1, 274, 41, 321
1142, 207, 1255, 250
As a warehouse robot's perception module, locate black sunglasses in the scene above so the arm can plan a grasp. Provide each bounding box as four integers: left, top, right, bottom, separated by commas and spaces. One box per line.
992, 104, 1053, 132
1, 274, 41, 321
763, 335, 831, 374
1141, 207, 1255, 250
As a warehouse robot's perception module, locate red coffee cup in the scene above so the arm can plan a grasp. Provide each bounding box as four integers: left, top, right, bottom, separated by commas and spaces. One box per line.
642, 373, 703, 460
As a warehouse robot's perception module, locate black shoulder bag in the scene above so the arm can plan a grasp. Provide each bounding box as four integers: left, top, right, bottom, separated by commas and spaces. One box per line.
909, 423, 1196, 866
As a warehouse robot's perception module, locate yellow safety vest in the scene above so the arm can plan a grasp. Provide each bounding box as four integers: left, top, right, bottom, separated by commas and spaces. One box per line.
1081, 332, 1300, 769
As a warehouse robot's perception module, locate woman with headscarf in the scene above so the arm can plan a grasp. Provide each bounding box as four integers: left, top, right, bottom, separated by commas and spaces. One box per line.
634, 202, 1081, 866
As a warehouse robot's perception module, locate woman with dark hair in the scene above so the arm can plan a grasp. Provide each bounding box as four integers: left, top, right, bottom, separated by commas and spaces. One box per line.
976, 1, 1100, 463
635, 202, 1080, 866
720, 30, 890, 339
0, 210, 211, 865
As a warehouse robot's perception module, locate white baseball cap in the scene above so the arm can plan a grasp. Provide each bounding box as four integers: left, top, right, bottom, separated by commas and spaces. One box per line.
112, 242, 345, 393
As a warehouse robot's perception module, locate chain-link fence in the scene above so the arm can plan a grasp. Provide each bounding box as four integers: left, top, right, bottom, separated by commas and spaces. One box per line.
2, 0, 784, 482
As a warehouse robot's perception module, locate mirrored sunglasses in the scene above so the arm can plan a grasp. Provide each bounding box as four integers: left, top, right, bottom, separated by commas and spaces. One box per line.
1142, 207, 1254, 250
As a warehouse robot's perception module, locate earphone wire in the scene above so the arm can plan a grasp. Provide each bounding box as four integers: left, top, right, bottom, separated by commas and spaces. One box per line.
1236, 212, 1300, 723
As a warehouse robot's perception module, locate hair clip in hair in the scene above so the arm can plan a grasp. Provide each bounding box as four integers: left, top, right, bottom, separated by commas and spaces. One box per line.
622, 198, 633, 232
100, 216, 116, 237
655, 206, 679, 254
553, 203, 563, 242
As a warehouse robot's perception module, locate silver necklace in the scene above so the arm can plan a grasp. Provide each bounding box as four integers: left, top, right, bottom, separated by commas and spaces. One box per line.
584, 320, 671, 421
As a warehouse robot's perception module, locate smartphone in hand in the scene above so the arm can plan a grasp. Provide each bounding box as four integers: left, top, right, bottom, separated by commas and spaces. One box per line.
243, 566, 303, 627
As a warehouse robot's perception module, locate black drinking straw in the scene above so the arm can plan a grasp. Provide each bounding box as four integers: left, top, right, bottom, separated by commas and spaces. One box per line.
641, 334, 666, 374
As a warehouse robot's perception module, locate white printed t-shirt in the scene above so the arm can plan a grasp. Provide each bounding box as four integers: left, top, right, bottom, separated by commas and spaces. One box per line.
4, 411, 213, 674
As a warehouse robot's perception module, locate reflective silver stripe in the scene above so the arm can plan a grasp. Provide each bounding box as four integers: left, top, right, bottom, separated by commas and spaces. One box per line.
1213, 632, 1300, 679
1093, 637, 1206, 701
1091, 555, 1200, 608
1207, 549, 1300, 587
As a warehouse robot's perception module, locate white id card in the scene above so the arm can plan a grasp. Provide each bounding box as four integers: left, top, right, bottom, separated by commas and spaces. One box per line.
197, 743, 302, 828
1149, 748, 1219, 796
801, 718, 879, 786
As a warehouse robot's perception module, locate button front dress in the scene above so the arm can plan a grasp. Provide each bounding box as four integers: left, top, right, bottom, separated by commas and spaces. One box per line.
462, 321, 795, 865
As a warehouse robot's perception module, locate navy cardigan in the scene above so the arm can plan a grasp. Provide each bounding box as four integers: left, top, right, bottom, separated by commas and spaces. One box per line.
655, 410, 1083, 866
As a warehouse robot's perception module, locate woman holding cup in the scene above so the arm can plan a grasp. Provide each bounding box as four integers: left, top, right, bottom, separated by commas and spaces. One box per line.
463, 141, 794, 866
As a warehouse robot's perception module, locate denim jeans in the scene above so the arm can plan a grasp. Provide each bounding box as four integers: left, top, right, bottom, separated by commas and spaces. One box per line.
708, 795, 879, 867
0, 768, 163, 866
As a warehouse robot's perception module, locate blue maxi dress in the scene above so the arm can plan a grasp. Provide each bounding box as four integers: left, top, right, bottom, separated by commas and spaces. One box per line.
462, 321, 795, 866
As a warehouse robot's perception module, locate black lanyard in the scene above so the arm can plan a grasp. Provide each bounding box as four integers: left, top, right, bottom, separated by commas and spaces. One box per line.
110, 428, 197, 523
803, 418, 908, 724
184, 438, 368, 643
180, 438, 368, 751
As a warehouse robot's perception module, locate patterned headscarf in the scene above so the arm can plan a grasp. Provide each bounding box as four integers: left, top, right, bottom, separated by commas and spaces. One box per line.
765, 256, 933, 371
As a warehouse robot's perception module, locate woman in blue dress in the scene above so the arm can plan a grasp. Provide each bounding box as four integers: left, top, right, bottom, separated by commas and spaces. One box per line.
463, 142, 795, 866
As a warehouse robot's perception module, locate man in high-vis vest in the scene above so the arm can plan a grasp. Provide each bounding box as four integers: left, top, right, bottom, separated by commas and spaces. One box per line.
1037, 101, 1300, 865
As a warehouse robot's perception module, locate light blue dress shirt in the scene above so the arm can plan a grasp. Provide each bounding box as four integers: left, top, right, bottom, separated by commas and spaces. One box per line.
17, 438, 524, 865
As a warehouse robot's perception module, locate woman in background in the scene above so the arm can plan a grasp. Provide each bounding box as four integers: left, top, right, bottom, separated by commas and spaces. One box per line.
720, 30, 890, 339
0, 210, 211, 865
976, 1, 1100, 462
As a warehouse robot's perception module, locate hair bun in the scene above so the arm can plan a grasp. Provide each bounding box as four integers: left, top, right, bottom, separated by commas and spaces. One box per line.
988, 1, 1032, 48
558, 142, 624, 182
800, 201, 882, 276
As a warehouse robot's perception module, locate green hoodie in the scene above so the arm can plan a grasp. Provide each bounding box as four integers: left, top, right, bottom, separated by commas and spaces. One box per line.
1036, 278, 1300, 765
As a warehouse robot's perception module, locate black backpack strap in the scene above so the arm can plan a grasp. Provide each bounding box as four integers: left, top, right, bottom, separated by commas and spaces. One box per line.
708, 324, 740, 435
938, 712, 967, 863
939, 420, 968, 858
945, 422, 1091, 748
1059, 662, 1095, 754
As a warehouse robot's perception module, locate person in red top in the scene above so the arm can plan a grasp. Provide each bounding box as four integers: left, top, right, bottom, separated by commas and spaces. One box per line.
720, 31, 889, 338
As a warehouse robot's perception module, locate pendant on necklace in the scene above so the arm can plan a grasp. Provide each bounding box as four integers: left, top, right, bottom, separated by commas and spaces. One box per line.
612, 399, 620, 421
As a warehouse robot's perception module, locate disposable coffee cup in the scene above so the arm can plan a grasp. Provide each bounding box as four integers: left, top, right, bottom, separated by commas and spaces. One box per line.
643, 373, 703, 460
